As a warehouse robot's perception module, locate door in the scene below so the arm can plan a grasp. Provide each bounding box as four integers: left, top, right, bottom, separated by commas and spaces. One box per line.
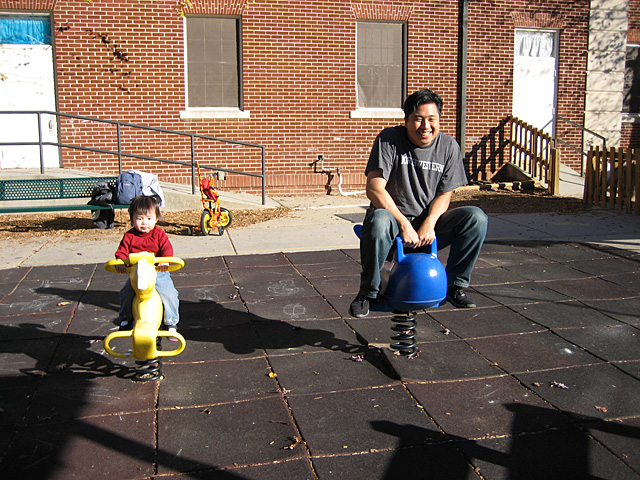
0, 14, 59, 169
512, 29, 558, 136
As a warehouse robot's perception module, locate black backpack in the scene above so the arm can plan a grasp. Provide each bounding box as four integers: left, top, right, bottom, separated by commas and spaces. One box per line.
88, 181, 115, 229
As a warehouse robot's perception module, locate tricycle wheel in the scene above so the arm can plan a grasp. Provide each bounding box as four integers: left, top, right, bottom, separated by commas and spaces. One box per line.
219, 208, 233, 228
200, 210, 213, 236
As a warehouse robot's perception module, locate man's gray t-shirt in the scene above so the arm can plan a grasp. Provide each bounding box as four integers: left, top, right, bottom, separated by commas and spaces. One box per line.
365, 125, 468, 218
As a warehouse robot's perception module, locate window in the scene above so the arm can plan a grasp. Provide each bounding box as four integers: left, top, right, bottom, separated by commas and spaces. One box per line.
185, 16, 241, 109
623, 44, 640, 114
356, 21, 406, 109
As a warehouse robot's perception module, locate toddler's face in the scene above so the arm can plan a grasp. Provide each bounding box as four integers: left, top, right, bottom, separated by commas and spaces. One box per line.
132, 208, 157, 233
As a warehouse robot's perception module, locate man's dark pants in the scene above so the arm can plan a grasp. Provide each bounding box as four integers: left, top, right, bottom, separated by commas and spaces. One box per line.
358, 206, 488, 299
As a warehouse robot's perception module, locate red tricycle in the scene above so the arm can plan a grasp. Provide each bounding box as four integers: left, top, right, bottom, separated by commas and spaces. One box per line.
196, 162, 233, 236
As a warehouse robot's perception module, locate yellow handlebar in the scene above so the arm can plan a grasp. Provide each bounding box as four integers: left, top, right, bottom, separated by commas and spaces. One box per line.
104, 329, 186, 358
105, 255, 185, 273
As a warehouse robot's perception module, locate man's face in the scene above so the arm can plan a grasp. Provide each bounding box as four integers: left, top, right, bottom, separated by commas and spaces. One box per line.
405, 102, 440, 147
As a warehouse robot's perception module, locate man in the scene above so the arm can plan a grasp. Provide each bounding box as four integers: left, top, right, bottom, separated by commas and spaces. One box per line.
350, 88, 488, 318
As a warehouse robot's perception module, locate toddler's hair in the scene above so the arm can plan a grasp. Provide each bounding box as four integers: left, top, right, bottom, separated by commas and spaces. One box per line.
128, 195, 162, 223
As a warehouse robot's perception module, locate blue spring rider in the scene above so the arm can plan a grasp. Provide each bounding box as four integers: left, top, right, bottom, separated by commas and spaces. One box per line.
354, 225, 448, 357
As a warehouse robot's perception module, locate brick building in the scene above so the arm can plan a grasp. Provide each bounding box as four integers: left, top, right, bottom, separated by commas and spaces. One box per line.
0, 0, 638, 195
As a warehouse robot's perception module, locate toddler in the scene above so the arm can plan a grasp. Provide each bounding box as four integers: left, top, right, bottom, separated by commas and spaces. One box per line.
115, 195, 179, 335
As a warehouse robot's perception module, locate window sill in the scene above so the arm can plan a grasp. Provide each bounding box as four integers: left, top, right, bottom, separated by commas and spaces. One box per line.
622, 113, 640, 123
350, 108, 404, 119
180, 109, 250, 120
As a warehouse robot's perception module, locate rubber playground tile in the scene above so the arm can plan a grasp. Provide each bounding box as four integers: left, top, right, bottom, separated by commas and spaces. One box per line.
193, 458, 317, 480
287, 386, 445, 456
225, 252, 290, 268
557, 325, 640, 362
1, 411, 155, 479
407, 376, 571, 439
312, 442, 475, 480
571, 256, 640, 276
524, 242, 613, 262
254, 318, 362, 355
228, 264, 302, 284
179, 299, 252, 329
236, 277, 315, 302
0, 309, 73, 339
0, 292, 78, 316
175, 254, 226, 273
613, 360, 640, 379
434, 288, 499, 311
503, 260, 592, 282
429, 305, 544, 339
383, 339, 501, 382
159, 357, 276, 408
23, 263, 98, 281
177, 282, 242, 303
348, 312, 453, 347
0, 337, 59, 376
286, 249, 357, 265
480, 241, 532, 254
472, 282, 571, 306
468, 331, 602, 374
11, 277, 90, 298
588, 416, 640, 473
0, 266, 29, 285
268, 348, 398, 395
477, 250, 549, 268
294, 259, 362, 279
544, 276, 637, 301
470, 265, 530, 286
67, 307, 121, 337
170, 264, 234, 289
580, 297, 640, 326
25, 370, 156, 424
603, 271, 640, 296
171, 322, 264, 362
245, 295, 339, 322
0, 375, 40, 426
309, 274, 361, 297
456, 424, 639, 480
48, 332, 130, 373
510, 300, 624, 329
156, 397, 302, 474
516, 363, 640, 420
76, 289, 120, 309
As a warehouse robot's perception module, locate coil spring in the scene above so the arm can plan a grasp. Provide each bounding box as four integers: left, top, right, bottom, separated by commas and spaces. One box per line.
390, 312, 419, 357
134, 358, 163, 382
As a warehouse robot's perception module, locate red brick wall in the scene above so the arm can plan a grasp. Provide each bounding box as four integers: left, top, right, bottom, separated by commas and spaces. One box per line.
1, 0, 592, 193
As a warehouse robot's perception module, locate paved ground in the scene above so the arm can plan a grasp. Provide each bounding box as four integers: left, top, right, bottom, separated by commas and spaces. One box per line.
2, 204, 640, 479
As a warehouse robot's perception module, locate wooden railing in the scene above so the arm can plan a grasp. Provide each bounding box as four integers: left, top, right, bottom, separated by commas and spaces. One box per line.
585, 146, 639, 215
509, 117, 560, 195
466, 116, 560, 195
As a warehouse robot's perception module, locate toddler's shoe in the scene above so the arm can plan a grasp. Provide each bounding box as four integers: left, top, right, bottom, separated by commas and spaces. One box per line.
118, 319, 133, 331
168, 326, 179, 342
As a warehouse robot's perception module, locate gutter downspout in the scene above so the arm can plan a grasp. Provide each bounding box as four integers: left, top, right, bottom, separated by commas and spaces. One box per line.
457, 0, 469, 154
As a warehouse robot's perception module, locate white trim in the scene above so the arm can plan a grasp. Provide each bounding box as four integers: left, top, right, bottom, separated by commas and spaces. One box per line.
180, 109, 250, 119
350, 108, 404, 119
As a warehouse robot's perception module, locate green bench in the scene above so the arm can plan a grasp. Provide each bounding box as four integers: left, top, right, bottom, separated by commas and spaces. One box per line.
0, 177, 129, 214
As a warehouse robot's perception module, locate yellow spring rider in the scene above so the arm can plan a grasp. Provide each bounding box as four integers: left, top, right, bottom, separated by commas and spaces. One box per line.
103, 252, 186, 380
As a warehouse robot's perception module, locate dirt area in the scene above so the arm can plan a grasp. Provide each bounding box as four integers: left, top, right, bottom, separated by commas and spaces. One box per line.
0, 187, 590, 240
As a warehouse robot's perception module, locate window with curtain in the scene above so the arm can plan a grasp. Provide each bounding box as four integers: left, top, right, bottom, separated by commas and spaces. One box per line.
0, 15, 52, 45
514, 30, 555, 58
185, 16, 241, 109
356, 21, 405, 108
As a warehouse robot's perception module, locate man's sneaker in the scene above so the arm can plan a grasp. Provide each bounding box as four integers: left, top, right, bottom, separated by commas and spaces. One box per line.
446, 287, 476, 308
349, 294, 374, 318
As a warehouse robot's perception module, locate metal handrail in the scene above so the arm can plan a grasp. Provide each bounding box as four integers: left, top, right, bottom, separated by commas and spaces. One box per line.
556, 115, 606, 177
0, 110, 267, 205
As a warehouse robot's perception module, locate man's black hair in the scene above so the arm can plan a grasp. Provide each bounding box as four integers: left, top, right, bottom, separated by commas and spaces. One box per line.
403, 89, 443, 119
